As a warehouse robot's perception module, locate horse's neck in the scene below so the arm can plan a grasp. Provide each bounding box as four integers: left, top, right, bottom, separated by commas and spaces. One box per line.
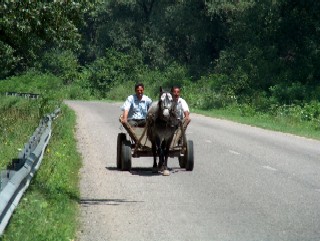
148, 99, 178, 121
147, 101, 159, 122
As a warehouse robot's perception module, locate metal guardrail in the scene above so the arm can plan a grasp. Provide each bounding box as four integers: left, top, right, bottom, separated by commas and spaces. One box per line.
3, 92, 40, 100
0, 108, 61, 236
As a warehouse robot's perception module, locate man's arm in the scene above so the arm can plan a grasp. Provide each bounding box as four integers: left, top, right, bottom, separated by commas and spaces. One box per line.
180, 98, 190, 122
184, 110, 190, 121
121, 95, 132, 123
121, 109, 129, 123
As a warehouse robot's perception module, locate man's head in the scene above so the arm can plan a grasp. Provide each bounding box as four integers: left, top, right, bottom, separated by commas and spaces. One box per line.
135, 83, 145, 100
171, 86, 181, 101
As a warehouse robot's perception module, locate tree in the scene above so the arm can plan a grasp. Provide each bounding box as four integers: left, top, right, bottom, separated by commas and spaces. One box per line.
89, 0, 229, 77
0, 2, 89, 78
214, 0, 320, 103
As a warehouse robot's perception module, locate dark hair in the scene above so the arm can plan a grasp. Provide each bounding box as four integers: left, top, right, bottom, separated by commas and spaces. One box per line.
135, 83, 144, 90
171, 85, 180, 92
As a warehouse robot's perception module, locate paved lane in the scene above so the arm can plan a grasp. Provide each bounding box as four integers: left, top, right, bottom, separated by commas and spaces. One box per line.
66, 101, 320, 241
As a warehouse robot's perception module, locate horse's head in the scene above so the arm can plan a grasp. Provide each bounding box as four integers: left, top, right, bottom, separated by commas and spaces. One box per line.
158, 87, 176, 121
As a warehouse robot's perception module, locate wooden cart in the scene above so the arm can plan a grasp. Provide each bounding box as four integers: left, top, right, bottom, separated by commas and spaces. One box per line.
116, 117, 194, 172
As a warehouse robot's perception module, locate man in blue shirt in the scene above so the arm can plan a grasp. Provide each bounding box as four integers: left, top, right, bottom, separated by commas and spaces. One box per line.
121, 83, 152, 127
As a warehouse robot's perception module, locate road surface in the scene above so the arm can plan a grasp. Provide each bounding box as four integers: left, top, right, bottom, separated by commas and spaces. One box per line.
65, 100, 320, 241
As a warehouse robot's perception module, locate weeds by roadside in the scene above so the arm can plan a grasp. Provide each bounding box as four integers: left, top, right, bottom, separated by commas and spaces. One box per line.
0, 72, 81, 241
0, 97, 40, 170
1, 104, 81, 241
194, 105, 320, 140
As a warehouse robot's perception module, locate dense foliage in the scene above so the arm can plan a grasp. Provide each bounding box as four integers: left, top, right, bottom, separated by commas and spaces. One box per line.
0, 1, 91, 78
1, 0, 319, 126
1, 1, 319, 239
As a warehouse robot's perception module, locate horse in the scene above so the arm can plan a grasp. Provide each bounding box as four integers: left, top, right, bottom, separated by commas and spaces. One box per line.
146, 87, 179, 176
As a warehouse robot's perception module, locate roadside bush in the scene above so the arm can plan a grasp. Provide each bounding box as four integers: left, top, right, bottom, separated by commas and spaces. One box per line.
39, 50, 79, 84
269, 82, 307, 104
65, 84, 92, 100
138, 68, 166, 100
239, 103, 256, 117
140, 62, 190, 99
182, 83, 225, 110
0, 96, 42, 170
87, 48, 144, 98
270, 102, 320, 130
105, 80, 136, 100
302, 101, 320, 121
247, 91, 270, 113
302, 101, 320, 130
182, 74, 236, 110
0, 40, 19, 79
0, 71, 71, 104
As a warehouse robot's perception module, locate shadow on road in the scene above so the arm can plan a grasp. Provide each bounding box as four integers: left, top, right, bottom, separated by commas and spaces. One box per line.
79, 198, 143, 206
105, 166, 182, 176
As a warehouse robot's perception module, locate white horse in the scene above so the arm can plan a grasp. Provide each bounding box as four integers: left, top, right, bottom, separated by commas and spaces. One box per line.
146, 87, 179, 176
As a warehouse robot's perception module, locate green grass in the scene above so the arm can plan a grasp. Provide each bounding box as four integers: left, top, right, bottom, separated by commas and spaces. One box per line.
0, 70, 92, 101
0, 97, 41, 170
0, 72, 82, 241
1, 104, 81, 241
193, 107, 320, 140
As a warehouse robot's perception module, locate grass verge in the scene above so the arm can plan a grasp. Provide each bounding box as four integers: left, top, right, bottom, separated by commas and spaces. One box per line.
1, 104, 81, 241
0, 97, 40, 170
194, 108, 320, 140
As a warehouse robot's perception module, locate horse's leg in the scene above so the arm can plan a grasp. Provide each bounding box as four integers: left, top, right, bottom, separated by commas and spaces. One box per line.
155, 137, 164, 170
151, 141, 158, 173
158, 149, 164, 171
162, 134, 175, 176
161, 140, 170, 176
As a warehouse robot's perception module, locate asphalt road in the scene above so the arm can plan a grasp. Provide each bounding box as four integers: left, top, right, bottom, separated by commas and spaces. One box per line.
66, 100, 320, 241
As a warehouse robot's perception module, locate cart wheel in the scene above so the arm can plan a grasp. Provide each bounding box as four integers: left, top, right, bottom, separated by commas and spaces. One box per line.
121, 140, 132, 171
117, 133, 126, 169
185, 140, 194, 171
178, 155, 186, 168
178, 137, 186, 168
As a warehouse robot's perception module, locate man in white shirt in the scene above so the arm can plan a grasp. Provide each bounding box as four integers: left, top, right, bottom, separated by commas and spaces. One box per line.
121, 83, 152, 127
171, 86, 190, 122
